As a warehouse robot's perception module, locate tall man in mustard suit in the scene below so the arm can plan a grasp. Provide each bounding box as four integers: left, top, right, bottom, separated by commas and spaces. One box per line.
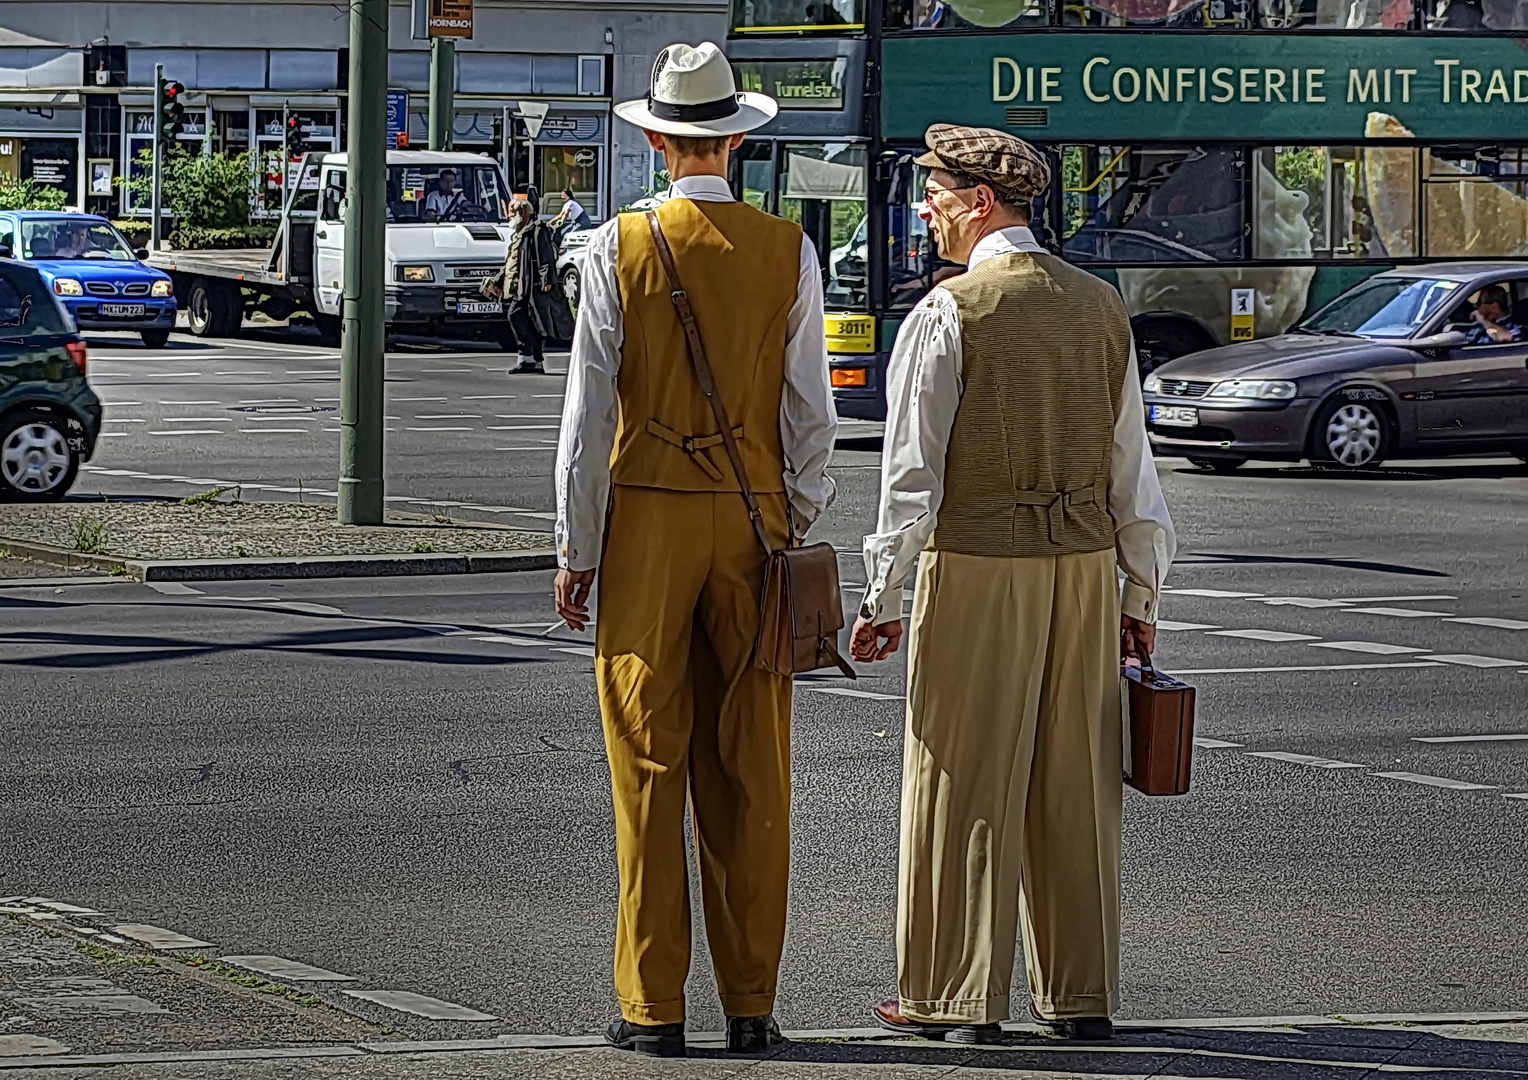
552, 43, 838, 1059
851, 126, 1175, 1043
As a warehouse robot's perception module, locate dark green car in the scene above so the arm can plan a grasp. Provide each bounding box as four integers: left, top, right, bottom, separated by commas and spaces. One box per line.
0, 258, 102, 500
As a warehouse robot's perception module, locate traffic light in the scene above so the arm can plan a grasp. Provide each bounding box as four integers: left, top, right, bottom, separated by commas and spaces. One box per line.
491, 114, 504, 144
156, 76, 185, 149
285, 114, 307, 158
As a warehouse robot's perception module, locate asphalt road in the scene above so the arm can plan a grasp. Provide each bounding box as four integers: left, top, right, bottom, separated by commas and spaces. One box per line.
3, 329, 1528, 1044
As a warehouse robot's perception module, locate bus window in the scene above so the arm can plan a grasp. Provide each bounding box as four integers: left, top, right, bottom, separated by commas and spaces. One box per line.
883, 0, 1045, 30
1421, 147, 1528, 257
1257, 0, 1407, 27
1061, 146, 1246, 263
779, 143, 868, 308
1063, 0, 1250, 27
1254, 147, 1388, 259
1428, 0, 1528, 28
732, 140, 774, 212
730, 0, 865, 32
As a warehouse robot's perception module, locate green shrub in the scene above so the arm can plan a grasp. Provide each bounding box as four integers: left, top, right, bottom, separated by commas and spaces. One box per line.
167, 224, 276, 250
111, 220, 150, 247
0, 177, 68, 211
118, 148, 255, 229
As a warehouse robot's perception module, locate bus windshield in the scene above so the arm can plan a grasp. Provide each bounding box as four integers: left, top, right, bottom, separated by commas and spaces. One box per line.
731, 0, 865, 31
779, 143, 868, 308
1300, 277, 1462, 338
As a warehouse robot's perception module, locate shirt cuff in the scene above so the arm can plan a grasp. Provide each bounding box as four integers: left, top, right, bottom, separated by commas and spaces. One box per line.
559, 535, 601, 573
1121, 579, 1159, 623
859, 584, 905, 626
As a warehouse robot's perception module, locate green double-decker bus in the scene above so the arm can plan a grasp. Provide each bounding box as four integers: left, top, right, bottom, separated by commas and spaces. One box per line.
726, 0, 1528, 418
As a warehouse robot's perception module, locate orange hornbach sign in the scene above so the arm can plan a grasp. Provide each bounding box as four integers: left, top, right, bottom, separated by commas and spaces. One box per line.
428, 0, 473, 38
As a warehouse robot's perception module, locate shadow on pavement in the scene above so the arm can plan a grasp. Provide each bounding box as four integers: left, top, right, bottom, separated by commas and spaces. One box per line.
1183, 552, 1450, 577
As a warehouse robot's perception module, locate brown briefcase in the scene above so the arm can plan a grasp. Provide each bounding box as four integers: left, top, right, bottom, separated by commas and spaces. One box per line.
1122, 656, 1196, 796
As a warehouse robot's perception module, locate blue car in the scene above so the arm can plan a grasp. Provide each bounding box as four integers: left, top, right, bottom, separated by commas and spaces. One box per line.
0, 212, 177, 347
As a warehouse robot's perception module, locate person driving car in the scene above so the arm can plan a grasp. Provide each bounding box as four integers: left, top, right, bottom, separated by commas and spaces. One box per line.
52, 225, 88, 259
424, 171, 463, 221
1466, 284, 1522, 344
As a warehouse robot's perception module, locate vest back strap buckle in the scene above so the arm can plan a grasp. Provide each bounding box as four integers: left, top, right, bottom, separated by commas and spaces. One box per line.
1012, 483, 1100, 545
646, 419, 744, 483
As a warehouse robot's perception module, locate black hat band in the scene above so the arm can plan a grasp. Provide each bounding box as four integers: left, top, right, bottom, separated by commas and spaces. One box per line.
646, 93, 741, 122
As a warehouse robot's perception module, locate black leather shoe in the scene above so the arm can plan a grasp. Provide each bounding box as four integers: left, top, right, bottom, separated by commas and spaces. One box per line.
604, 1017, 686, 1057
1037, 1015, 1113, 1041
874, 999, 1003, 1044
727, 1013, 786, 1054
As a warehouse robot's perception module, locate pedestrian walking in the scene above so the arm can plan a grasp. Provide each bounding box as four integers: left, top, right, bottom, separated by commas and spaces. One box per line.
552, 41, 837, 1058
484, 197, 572, 373
851, 125, 1175, 1044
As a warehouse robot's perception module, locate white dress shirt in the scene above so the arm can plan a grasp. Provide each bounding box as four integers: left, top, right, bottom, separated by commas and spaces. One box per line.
859, 225, 1175, 625
555, 174, 839, 571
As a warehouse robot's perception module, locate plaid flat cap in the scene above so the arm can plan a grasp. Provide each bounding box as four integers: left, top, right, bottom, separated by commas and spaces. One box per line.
914, 124, 1051, 202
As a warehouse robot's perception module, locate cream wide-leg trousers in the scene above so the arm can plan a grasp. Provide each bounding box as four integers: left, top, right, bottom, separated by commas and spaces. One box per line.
896, 547, 1122, 1025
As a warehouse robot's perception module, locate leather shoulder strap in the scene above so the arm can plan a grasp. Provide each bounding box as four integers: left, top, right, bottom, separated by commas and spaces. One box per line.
645, 210, 774, 556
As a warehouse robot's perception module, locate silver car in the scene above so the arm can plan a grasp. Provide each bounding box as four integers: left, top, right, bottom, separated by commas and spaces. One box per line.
1143, 263, 1528, 471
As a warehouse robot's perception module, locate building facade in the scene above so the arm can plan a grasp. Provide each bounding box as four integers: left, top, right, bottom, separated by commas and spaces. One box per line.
0, 0, 725, 220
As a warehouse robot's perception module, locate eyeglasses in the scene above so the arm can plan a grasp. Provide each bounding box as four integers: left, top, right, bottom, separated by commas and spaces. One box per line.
922, 182, 976, 202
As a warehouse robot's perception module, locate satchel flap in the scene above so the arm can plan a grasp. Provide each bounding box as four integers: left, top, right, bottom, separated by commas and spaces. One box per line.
779, 542, 845, 639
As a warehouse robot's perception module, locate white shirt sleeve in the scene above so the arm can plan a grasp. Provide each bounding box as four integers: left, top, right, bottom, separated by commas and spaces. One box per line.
554, 218, 622, 571
857, 288, 962, 625
1110, 341, 1176, 623
780, 235, 838, 534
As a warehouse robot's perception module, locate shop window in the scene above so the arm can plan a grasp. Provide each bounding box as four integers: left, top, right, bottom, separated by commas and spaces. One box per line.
1061, 145, 1246, 263
1421, 146, 1528, 256
883, 0, 1044, 30
578, 56, 605, 97
1257, 0, 1409, 26
269, 50, 340, 91
537, 146, 599, 217
1427, 0, 1528, 28
0, 47, 83, 88
531, 56, 578, 96
459, 53, 533, 95
387, 52, 432, 92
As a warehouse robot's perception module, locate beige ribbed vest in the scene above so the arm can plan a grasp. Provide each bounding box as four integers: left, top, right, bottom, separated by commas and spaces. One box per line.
610, 198, 801, 494
930, 250, 1132, 558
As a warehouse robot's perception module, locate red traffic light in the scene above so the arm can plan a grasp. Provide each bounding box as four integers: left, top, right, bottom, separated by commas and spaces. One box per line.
163, 80, 184, 99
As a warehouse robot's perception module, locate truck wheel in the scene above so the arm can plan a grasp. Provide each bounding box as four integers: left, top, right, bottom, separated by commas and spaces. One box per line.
314, 314, 341, 347
0, 409, 80, 502
187, 278, 241, 337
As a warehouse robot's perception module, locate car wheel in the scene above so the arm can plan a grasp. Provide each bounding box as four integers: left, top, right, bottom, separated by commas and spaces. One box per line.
561, 266, 580, 308
1312, 398, 1389, 469
140, 329, 171, 348
0, 410, 79, 502
186, 278, 241, 337
1188, 456, 1246, 473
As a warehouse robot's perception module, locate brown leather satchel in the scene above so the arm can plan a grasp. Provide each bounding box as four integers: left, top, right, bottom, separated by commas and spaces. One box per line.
645, 211, 855, 680
1121, 652, 1196, 795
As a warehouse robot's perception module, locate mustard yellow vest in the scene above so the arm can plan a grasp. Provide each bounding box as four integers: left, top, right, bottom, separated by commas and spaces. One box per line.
930, 251, 1132, 558
610, 198, 802, 494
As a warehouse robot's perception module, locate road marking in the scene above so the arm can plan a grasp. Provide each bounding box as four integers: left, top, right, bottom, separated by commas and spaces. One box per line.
100, 400, 142, 405
285, 370, 335, 375
552, 646, 596, 657
1413, 733, 1528, 743
1165, 589, 1264, 598
1194, 738, 1243, 748
1373, 771, 1496, 791
1420, 653, 1524, 668
505, 510, 556, 519
162, 417, 232, 424
1247, 751, 1367, 769
1157, 621, 1221, 631
804, 687, 902, 701
1346, 594, 1459, 603
157, 400, 221, 406
1174, 661, 1445, 675
1447, 617, 1528, 631
146, 372, 203, 377
493, 414, 561, 418
113, 924, 214, 950
532, 394, 563, 398
462, 394, 516, 400
1208, 629, 1321, 642
98, 431, 127, 436
1506, 793, 1528, 800
494, 445, 557, 451
214, 370, 272, 375
1308, 641, 1430, 655
1258, 598, 1353, 608
404, 426, 475, 432
487, 424, 559, 431
340, 989, 497, 1021
413, 414, 481, 420
239, 398, 299, 405
145, 582, 202, 596
219, 956, 356, 982
392, 396, 447, 402
1344, 607, 1456, 618
238, 428, 311, 434
149, 429, 225, 436
104, 418, 145, 423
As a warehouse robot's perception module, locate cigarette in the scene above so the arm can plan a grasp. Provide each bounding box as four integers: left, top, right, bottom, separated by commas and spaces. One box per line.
538, 619, 566, 636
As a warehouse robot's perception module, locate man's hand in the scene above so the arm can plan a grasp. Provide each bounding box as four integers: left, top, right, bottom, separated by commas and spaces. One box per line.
482, 281, 502, 300
850, 616, 904, 663
1121, 615, 1156, 665
555, 568, 596, 632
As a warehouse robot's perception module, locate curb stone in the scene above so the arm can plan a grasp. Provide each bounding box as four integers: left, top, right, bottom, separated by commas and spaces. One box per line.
0, 535, 557, 582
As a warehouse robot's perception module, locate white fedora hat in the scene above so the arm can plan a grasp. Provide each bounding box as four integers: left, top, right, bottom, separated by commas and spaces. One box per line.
614, 42, 778, 137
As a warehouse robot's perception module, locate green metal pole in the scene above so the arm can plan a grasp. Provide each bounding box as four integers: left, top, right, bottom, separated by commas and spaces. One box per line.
339, 0, 387, 525
428, 38, 454, 151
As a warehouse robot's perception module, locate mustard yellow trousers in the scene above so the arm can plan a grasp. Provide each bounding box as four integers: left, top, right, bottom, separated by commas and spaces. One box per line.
897, 547, 1122, 1025
595, 484, 792, 1025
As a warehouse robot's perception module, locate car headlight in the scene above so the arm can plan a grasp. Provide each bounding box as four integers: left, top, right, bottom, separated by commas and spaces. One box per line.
52, 278, 83, 296
1207, 379, 1297, 400
150, 279, 172, 297
1142, 373, 1161, 393
397, 265, 434, 282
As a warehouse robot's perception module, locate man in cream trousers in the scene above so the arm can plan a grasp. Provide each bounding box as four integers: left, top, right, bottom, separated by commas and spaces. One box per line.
552, 43, 837, 1059
851, 125, 1175, 1044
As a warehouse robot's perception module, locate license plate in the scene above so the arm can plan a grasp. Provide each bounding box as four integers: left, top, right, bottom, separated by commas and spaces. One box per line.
1150, 405, 1199, 427
100, 303, 146, 318
456, 300, 502, 315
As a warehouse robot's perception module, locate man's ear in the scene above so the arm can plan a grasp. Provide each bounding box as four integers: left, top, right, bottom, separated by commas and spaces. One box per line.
643, 130, 667, 152
729, 132, 747, 151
